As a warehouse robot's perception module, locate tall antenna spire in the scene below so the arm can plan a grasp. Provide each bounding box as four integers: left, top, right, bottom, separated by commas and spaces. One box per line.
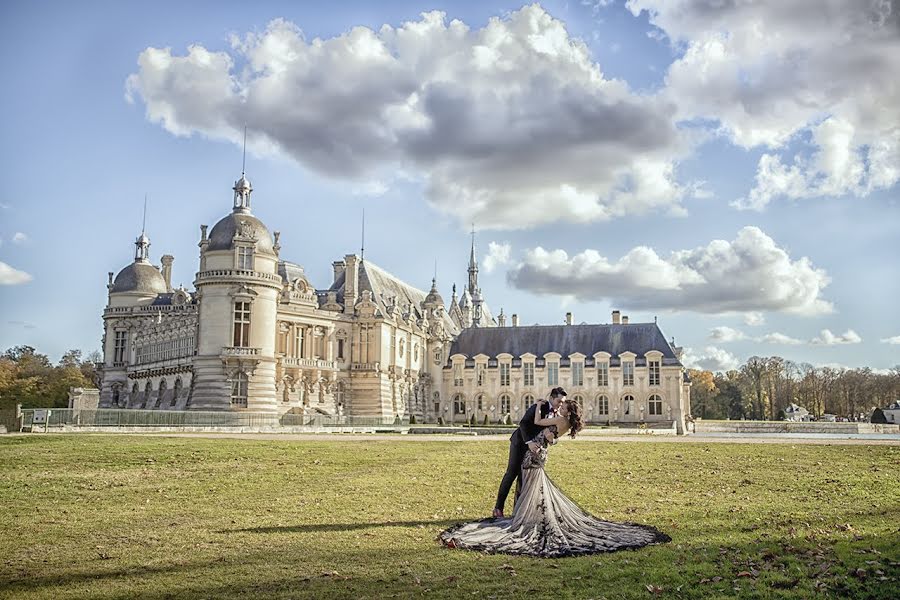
141, 194, 148, 235
360, 208, 366, 262
241, 125, 247, 176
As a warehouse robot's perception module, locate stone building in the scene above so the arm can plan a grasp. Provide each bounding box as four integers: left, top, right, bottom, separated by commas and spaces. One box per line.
97, 169, 691, 432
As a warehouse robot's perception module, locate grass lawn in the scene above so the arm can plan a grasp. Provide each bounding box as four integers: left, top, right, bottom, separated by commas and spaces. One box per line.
0, 435, 897, 599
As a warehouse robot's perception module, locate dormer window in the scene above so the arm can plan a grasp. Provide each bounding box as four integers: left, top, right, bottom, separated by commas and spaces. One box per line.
237, 246, 254, 270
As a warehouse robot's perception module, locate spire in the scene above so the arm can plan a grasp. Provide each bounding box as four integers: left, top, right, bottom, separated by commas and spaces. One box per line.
134, 195, 151, 263
233, 127, 252, 213
360, 208, 366, 262
467, 223, 478, 295
241, 125, 247, 177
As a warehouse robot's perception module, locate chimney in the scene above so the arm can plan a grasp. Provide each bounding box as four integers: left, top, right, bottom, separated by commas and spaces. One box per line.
160, 255, 174, 293
343, 254, 359, 314
512, 313, 519, 327
498, 309, 506, 327
332, 260, 346, 285
565, 312, 573, 325
622, 315, 629, 325
612, 310, 621, 324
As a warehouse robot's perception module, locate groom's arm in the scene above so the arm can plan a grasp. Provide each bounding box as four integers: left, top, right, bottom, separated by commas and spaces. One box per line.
517, 404, 538, 443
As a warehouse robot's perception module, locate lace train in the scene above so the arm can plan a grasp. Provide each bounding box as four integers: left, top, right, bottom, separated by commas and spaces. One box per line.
440, 467, 670, 558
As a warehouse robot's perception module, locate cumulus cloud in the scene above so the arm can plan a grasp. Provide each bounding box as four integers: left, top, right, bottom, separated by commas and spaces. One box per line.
881, 335, 900, 345
7, 320, 36, 330
0, 260, 32, 285
743, 312, 765, 326
629, 0, 900, 209
482, 241, 512, 274
682, 346, 740, 372
709, 326, 806, 345
709, 326, 745, 343
12, 232, 27, 244
126, 6, 697, 230
508, 226, 833, 315
758, 332, 805, 346
811, 329, 863, 345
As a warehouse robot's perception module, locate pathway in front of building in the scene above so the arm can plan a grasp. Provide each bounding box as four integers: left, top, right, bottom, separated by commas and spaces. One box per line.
131, 431, 900, 445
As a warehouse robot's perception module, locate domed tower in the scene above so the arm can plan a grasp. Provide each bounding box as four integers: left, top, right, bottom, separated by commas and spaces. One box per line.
108, 231, 167, 306
99, 228, 169, 408
190, 169, 281, 413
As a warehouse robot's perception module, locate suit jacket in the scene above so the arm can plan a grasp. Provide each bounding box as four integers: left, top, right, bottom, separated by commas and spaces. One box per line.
516, 402, 552, 444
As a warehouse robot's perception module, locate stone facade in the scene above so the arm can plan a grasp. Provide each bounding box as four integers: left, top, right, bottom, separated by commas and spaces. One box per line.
97, 170, 691, 432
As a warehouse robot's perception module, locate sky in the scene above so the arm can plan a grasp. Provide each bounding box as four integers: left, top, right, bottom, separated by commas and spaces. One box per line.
1, 0, 898, 373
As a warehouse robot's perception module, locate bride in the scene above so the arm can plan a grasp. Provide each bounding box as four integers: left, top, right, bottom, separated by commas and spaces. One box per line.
439, 398, 670, 557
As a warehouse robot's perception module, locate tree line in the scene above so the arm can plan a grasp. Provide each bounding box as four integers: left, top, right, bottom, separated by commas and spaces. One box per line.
0, 346, 100, 409
689, 356, 900, 421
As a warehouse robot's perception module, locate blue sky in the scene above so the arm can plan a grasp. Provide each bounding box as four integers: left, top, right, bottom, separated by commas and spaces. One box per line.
1, 0, 898, 372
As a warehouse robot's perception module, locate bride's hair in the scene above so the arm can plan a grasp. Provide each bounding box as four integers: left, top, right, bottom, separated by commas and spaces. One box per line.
563, 399, 584, 438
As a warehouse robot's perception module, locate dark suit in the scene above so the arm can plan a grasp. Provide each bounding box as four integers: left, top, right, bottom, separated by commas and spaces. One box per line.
494, 402, 551, 512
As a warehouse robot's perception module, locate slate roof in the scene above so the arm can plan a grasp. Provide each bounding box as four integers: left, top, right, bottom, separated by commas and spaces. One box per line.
110, 262, 167, 295
278, 260, 310, 285
448, 323, 681, 366
325, 260, 460, 335
207, 212, 274, 254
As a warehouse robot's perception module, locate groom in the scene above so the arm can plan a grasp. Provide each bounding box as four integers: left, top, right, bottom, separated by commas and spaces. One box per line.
493, 386, 567, 518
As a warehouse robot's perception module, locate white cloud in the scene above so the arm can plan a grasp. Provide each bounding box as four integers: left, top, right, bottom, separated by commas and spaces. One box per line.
709, 326, 745, 342
12, 232, 27, 244
482, 241, 512, 274
508, 226, 833, 315
709, 326, 806, 345
881, 335, 900, 345
0, 260, 32, 285
811, 329, 862, 346
629, 0, 900, 209
126, 6, 695, 230
682, 346, 740, 373
743, 312, 765, 326
758, 332, 805, 346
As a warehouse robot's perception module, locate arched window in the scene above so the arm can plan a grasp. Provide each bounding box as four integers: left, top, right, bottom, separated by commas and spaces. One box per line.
172, 378, 182, 407
623, 394, 634, 416
433, 391, 440, 414
453, 393, 466, 415
156, 379, 168, 409
523, 394, 535, 410
475, 393, 484, 411
131, 383, 139, 408
111, 384, 121, 408
648, 394, 663, 416
597, 394, 609, 415
573, 394, 584, 407
230, 372, 248, 408
143, 381, 153, 409
500, 394, 511, 414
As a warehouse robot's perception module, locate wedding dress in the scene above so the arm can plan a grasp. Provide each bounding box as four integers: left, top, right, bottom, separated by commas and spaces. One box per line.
439, 426, 670, 557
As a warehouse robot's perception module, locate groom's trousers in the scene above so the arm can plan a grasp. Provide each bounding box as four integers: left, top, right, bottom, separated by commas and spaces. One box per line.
494, 432, 527, 512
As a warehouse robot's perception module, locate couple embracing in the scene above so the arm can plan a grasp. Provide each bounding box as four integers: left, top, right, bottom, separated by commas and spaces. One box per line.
440, 387, 670, 558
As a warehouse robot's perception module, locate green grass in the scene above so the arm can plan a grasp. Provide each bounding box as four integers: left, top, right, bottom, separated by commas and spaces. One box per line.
0, 435, 897, 599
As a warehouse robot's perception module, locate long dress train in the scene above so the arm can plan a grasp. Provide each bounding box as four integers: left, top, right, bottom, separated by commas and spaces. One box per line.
439, 426, 670, 558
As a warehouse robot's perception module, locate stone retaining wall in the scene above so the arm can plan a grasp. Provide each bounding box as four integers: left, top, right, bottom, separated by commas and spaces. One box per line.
694, 421, 899, 434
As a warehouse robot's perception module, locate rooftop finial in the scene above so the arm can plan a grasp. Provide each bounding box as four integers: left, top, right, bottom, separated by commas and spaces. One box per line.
360, 207, 365, 262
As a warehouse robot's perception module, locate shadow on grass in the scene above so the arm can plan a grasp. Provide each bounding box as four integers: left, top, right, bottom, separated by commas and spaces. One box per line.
222, 518, 462, 534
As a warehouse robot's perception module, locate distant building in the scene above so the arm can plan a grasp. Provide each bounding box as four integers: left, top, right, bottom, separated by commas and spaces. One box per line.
882, 401, 900, 424
784, 403, 810, 421
96, 168, 692, 432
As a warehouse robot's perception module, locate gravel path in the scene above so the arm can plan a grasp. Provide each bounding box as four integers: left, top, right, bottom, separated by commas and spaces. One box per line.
133, 432, 900, 445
